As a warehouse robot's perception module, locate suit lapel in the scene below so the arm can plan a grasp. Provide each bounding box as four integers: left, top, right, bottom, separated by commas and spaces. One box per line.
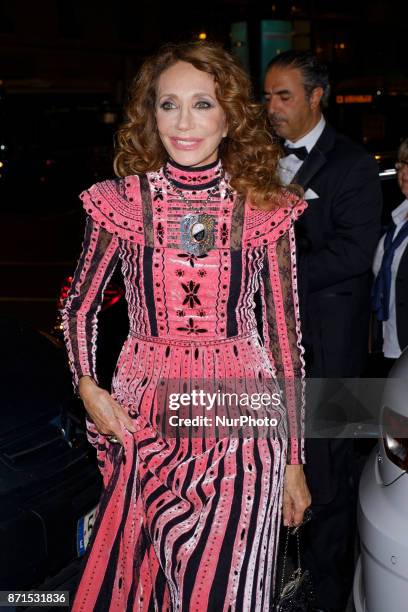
292, 123, 336, 191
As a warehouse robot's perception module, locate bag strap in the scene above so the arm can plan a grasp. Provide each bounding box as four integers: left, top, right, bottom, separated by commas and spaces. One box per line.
278, 527, 302, 595
278, 507, 314, 596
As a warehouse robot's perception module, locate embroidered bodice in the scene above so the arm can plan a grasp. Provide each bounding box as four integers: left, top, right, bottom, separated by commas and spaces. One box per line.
63, 160, 307, 463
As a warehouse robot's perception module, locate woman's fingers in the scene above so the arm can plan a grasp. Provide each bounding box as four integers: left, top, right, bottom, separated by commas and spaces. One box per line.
111, 398, 137, 433
283, 465, 312, 527
105, 404, 136, 447
81, 386, 136, 445
282, 491, 294, 526
294, 487, 311, 522
290, 490, 311, 526
293, 503, 308, 526
283, 496, 308, 527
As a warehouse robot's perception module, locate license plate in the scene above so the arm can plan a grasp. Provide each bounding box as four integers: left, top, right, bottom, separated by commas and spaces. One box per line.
77, 505, 98, 556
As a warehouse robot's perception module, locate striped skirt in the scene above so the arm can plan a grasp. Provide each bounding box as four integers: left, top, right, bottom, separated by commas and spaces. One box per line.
72, 331, 287, 611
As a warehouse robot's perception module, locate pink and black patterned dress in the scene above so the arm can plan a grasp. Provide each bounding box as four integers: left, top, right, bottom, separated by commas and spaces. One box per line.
63, 159, 306, 611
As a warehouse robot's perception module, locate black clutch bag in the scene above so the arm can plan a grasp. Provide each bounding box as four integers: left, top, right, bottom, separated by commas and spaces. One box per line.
273, 509, 316, 612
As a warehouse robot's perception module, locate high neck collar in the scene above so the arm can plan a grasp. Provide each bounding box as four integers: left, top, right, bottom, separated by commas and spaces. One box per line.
164, 158, 222, 190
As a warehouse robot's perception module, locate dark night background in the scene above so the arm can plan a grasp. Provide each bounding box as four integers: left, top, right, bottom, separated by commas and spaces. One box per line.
1, 0, 407, 332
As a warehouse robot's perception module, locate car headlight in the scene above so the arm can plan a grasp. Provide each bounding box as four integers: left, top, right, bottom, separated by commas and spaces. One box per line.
382, 406, 408, 471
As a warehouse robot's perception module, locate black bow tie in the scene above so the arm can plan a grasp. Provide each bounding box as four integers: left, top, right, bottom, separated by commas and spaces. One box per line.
282, 144, 308, 160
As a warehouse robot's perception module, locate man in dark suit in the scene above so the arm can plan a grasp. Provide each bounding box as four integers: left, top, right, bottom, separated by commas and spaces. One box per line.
264, 51, 382, 611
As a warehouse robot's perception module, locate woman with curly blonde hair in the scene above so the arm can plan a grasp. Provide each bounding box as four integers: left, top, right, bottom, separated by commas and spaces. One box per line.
63, 41, 310, 611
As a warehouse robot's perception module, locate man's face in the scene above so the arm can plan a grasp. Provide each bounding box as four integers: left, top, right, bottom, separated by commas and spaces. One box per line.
263, 66, 322, 142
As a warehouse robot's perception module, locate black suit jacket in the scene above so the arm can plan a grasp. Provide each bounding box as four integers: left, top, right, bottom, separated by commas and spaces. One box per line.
294, 123, 382, 378
293, 124, 382, 503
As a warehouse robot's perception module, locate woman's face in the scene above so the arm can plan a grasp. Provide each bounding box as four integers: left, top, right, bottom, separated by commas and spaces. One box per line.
155, 61, 228, 167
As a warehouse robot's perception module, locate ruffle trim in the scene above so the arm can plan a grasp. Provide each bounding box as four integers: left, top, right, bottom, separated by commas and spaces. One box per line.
80, 176, 144, 243
80, 179, 307, 247
244, 191, 307, 246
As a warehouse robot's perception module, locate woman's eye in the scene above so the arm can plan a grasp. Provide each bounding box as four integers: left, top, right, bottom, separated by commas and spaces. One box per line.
195, 100, 213, 109
160, 101, 176, 110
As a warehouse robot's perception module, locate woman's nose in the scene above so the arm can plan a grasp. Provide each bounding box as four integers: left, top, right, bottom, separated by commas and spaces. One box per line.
176, 106, 194, 131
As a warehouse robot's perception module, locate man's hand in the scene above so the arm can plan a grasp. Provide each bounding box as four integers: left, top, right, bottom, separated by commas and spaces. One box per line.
283, 464, 311, 527
78, 376, 136, 446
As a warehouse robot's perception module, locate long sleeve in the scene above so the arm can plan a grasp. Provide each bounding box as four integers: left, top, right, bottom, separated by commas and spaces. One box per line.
260, 223, 306, 464
62, 216, 120, 391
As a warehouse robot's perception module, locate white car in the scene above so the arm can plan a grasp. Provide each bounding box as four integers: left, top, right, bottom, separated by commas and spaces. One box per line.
354, 348, 408, 612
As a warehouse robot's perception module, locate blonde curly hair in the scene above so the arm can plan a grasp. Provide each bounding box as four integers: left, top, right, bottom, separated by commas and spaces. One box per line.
114, 41, 284, 207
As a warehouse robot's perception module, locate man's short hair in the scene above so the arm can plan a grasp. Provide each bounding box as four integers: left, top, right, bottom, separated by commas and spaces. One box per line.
266, 50, 330, 108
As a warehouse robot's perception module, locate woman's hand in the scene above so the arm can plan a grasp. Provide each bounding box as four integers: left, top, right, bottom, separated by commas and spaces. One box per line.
283, 464, 311, 527
78, 376, 136, 446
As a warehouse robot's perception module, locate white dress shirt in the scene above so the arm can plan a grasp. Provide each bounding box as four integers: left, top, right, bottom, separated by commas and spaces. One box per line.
373, 198, 408, 358
279, 115, 326, 186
